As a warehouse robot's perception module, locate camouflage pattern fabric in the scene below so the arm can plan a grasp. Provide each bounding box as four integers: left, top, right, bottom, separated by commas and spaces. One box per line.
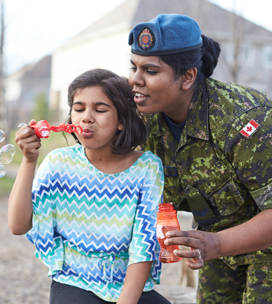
142, 78, 272, 285
197, 259, 272, 303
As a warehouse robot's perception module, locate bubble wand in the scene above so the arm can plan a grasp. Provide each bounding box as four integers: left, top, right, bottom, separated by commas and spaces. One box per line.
18, 120, 83, 138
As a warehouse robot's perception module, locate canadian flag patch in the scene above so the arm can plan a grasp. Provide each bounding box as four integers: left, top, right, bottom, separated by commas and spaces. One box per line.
239, 119, 260, 137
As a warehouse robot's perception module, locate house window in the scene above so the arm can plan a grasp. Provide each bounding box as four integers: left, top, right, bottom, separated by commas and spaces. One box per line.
262, 46, 272, 69
239, 45, 255, 66
225, 43, 234, 65
225, 43, 255, 66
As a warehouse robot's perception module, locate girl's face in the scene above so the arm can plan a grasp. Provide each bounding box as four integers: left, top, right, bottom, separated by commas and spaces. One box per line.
71, 86, 123, 153
129, 54, 184, 116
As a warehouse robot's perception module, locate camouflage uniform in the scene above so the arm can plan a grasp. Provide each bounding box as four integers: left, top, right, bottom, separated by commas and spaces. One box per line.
142, 78, 272, 303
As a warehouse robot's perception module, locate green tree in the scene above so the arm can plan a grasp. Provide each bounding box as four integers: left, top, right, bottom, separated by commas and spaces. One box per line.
31, 91, 51, 123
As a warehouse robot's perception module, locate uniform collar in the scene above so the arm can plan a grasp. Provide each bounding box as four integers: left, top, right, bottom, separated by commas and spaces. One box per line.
148, 112, 178, 152
149, 79, 209, 141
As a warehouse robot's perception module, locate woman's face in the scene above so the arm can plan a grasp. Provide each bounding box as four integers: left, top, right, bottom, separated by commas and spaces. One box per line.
129, 54, 184, 116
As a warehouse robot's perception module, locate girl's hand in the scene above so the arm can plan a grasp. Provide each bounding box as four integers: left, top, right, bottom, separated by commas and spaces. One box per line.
16, 120, 41, 162
164, 230, 220, 270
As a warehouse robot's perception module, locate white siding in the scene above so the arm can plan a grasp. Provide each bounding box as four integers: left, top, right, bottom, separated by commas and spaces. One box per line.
50, 28, 132, 122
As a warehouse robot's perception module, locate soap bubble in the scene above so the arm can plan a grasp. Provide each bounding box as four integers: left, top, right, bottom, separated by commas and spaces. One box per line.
0, 129, 5, 143
18, 123, 28, 128
18, 123, 29, 134
0, 129, 16, 178
0, 163, 5, 178
0, 144, 16, 164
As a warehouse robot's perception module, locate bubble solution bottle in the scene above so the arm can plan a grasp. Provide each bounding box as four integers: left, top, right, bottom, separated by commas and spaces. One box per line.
156, 202, 182, 263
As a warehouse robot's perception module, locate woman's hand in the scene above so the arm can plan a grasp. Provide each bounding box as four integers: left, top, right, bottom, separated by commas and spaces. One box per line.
16, 120, 41, 162
164, 230, 220, 270
165, 209, 272, 270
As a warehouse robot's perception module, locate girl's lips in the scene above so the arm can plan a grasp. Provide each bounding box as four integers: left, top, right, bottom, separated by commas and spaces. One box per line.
82, 128, 93, 137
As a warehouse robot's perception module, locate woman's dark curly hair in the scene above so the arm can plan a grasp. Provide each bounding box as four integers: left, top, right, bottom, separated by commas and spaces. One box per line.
66, 68, 147, 155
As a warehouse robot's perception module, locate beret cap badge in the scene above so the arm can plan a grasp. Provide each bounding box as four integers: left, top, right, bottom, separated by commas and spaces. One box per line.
138, 27, 155, 51
129, 14, 203, 56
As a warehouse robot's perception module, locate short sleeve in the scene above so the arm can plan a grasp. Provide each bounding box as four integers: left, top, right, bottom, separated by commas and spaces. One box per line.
128, 154, 164, 267
225, 106, 272, 210
26, 153, 64, 275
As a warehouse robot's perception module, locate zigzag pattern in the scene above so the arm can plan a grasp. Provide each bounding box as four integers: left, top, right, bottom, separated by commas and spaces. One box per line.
27, 144, 164, 301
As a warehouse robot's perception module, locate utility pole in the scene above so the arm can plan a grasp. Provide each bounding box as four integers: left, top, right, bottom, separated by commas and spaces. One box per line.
0, 0, 5, 133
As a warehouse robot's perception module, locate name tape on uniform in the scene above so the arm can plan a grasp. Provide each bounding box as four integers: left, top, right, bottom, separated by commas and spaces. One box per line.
239, 119, 260, 138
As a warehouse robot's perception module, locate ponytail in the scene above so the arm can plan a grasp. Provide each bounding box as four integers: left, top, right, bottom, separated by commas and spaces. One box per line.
159, 35, 221, 86
200, 35, 221, 78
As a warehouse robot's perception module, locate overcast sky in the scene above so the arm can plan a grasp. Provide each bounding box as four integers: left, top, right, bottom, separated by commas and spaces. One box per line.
5, 0, 272, 75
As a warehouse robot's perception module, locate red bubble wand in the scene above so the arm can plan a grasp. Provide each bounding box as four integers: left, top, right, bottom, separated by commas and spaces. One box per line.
19, 120, 83, 138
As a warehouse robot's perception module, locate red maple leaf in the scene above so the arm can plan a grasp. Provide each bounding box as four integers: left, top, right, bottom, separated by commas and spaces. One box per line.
246, 126, 253, 132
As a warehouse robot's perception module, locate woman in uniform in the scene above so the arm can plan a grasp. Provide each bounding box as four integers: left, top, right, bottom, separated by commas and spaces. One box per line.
128, 13, 272, 303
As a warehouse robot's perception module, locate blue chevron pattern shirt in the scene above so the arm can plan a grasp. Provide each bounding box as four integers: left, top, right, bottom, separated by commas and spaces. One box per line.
26, 144, 164, 301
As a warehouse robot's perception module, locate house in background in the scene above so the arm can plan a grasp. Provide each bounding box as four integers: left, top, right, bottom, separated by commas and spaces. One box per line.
5, 55, 51, 131
49, 0, 272, 122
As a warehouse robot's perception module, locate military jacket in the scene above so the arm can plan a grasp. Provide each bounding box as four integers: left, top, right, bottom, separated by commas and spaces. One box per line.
142, 78, 272, 269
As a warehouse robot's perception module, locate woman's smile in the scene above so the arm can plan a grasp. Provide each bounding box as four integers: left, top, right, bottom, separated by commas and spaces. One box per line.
133, 92, 149, 104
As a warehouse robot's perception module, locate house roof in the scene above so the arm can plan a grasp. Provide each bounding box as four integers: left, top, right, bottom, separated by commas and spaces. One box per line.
69, 0, 272, 44
24, 55, 52, 79
8, 55, 52, 80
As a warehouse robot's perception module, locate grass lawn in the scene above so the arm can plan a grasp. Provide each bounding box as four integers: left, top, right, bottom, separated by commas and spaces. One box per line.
0, 175, 15, 196
8, 129, 77, 165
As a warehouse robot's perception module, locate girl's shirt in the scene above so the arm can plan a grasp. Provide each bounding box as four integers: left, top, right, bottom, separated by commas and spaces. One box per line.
26, 144, 164, 302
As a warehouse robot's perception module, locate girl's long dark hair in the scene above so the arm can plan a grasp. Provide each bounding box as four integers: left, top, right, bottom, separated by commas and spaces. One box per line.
67, 69, 147, 155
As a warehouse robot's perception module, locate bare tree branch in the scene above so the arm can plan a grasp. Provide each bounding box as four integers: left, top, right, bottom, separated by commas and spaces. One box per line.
0, 0, 5, 132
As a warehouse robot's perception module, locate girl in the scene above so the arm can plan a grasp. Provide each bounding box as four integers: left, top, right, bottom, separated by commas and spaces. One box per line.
8, 69, 170, 304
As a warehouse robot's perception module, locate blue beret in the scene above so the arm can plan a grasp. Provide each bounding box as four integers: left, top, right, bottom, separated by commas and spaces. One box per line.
128, 14, 202, 56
